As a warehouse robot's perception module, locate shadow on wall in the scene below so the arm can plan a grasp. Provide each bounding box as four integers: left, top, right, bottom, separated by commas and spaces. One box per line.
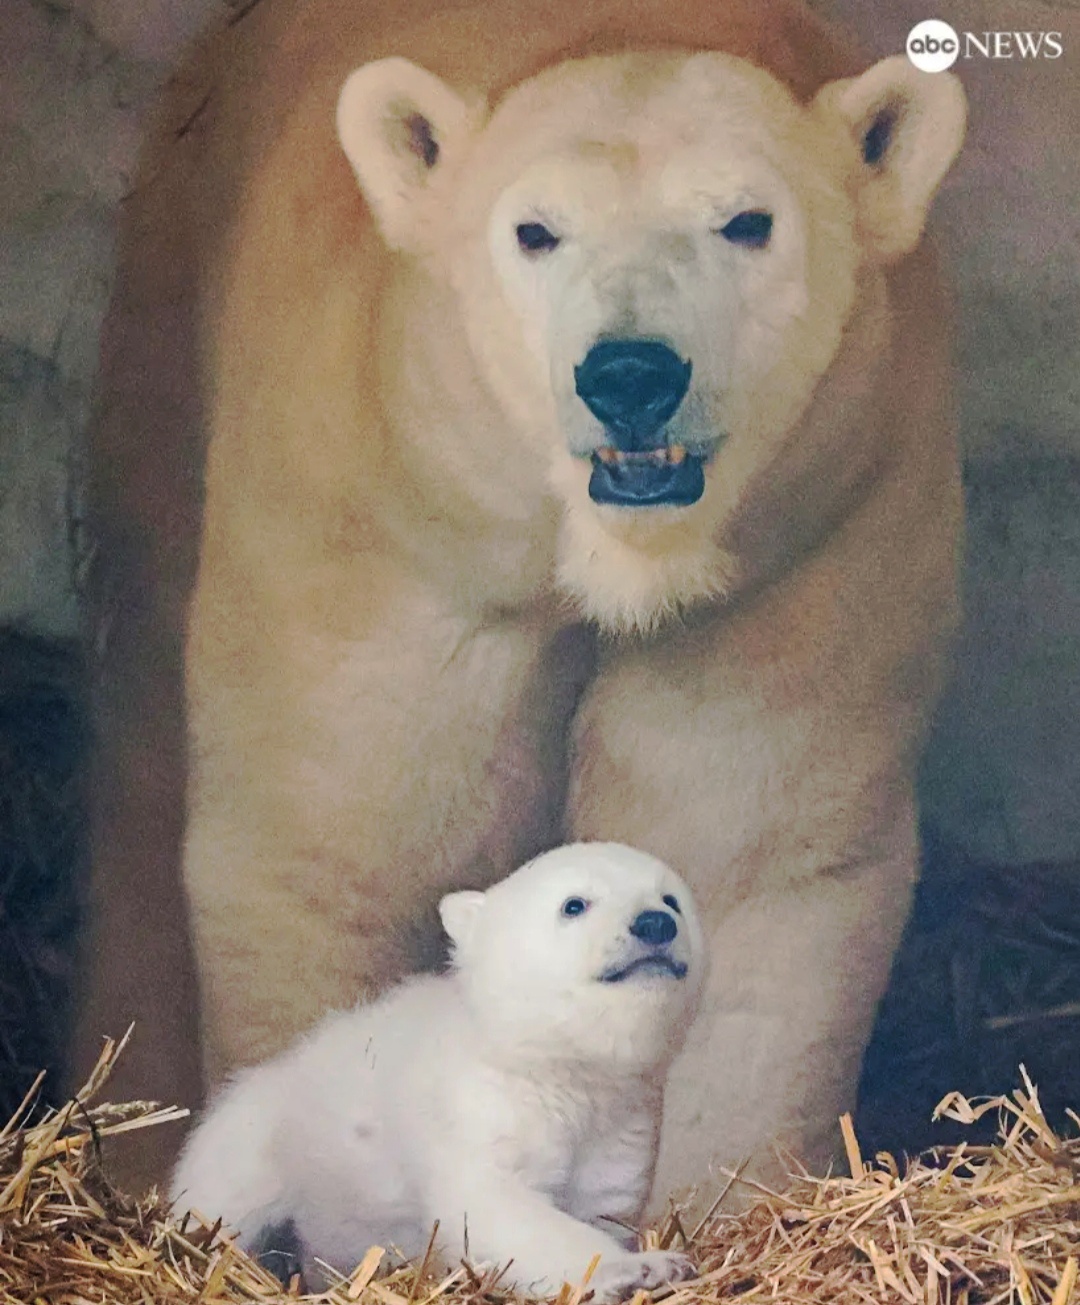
0, 629, 85, 1123
858, 824, 1080, 1156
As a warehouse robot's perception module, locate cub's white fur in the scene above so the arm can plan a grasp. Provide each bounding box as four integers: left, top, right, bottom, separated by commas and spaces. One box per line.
171, 844, 704, 1298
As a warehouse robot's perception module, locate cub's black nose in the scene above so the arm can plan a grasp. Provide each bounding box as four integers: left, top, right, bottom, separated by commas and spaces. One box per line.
629, 909, 678, 946
574, 340, 692, 447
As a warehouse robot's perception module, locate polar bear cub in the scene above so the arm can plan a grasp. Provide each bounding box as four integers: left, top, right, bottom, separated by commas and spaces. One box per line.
170, 843, 705, 1297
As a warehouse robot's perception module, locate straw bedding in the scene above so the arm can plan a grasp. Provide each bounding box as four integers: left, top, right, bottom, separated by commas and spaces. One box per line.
2, 1033, 1077, 1305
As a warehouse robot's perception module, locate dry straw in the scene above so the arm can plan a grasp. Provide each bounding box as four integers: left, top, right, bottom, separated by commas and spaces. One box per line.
1, 1032, 1077, 1304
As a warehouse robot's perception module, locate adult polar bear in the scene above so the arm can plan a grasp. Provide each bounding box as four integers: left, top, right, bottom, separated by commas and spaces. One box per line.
74, 0, 966, 1201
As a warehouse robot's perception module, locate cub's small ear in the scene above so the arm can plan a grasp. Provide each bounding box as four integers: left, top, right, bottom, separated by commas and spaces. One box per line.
439, 889, 486, 950
814, 54, 966, 263
336, 57, 487, 252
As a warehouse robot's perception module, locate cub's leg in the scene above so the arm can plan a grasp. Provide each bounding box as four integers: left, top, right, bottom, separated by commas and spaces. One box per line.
170, 1063, 288, 1243
425, 1167, 692, 1301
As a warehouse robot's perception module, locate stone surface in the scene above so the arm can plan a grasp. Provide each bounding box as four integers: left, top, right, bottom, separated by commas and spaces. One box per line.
816, 0, 1080, 862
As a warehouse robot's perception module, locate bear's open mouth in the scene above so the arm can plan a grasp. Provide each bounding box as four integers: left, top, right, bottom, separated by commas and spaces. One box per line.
589, 445, 705, 508
598, 954, 689, 983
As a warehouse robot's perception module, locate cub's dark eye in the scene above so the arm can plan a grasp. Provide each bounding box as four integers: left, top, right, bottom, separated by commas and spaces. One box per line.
516, 222, 561, 255
718, 210, 773, 249
662, 893, 681, 914
560, 896, 590, 918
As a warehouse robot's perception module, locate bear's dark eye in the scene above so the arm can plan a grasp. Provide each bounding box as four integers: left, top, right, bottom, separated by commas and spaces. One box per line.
662, 893, 681, 914
717, 210, 773, 249
516, 222, 561, 255
560, 896, 590, 918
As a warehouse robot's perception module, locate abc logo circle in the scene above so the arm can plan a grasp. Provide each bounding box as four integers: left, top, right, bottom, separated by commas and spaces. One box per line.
906, 19, 960, 71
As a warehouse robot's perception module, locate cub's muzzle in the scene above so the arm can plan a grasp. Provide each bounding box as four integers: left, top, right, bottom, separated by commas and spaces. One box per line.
598, 908, 688, 982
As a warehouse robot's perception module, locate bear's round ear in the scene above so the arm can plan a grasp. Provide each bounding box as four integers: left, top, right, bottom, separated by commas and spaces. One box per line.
814, 55, 966, 264
439, 889, 486, 950
336, 57, 487, 253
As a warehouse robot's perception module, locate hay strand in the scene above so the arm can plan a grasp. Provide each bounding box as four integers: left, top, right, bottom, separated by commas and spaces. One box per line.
841, 1112, 865, 1182
1, 1036, 1077, 1304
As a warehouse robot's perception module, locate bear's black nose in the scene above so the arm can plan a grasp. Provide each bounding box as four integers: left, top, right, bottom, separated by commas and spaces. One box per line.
574, 340, 692, 448
629, 909, 678, 946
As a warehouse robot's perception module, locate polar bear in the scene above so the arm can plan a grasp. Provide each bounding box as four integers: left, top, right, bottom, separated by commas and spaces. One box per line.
74, 0, 966, 1202
170, 844, 703, 1298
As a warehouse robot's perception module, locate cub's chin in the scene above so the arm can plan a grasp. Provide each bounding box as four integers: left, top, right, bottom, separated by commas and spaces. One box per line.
598, 954, 689, 983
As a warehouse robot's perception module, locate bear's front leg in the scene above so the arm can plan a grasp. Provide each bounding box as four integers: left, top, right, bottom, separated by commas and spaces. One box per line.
569, 635, 927, 1206
182, 577, 593, 1087
652, 845, 914, 1202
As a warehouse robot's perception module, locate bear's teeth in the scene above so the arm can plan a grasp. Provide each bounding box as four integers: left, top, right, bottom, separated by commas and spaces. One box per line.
594, 445, 689, 466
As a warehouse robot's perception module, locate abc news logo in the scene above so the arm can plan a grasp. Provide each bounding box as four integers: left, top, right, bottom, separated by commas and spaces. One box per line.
907, 19, 1064, 72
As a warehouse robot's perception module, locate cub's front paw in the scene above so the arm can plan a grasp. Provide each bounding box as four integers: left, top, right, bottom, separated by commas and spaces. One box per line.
591, 1250, 695, 1300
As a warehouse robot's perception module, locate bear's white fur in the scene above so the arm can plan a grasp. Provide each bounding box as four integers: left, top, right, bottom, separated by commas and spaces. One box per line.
170, 844, 703, 1298
75, 0, 966, 1204
336, 50, 963, 631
